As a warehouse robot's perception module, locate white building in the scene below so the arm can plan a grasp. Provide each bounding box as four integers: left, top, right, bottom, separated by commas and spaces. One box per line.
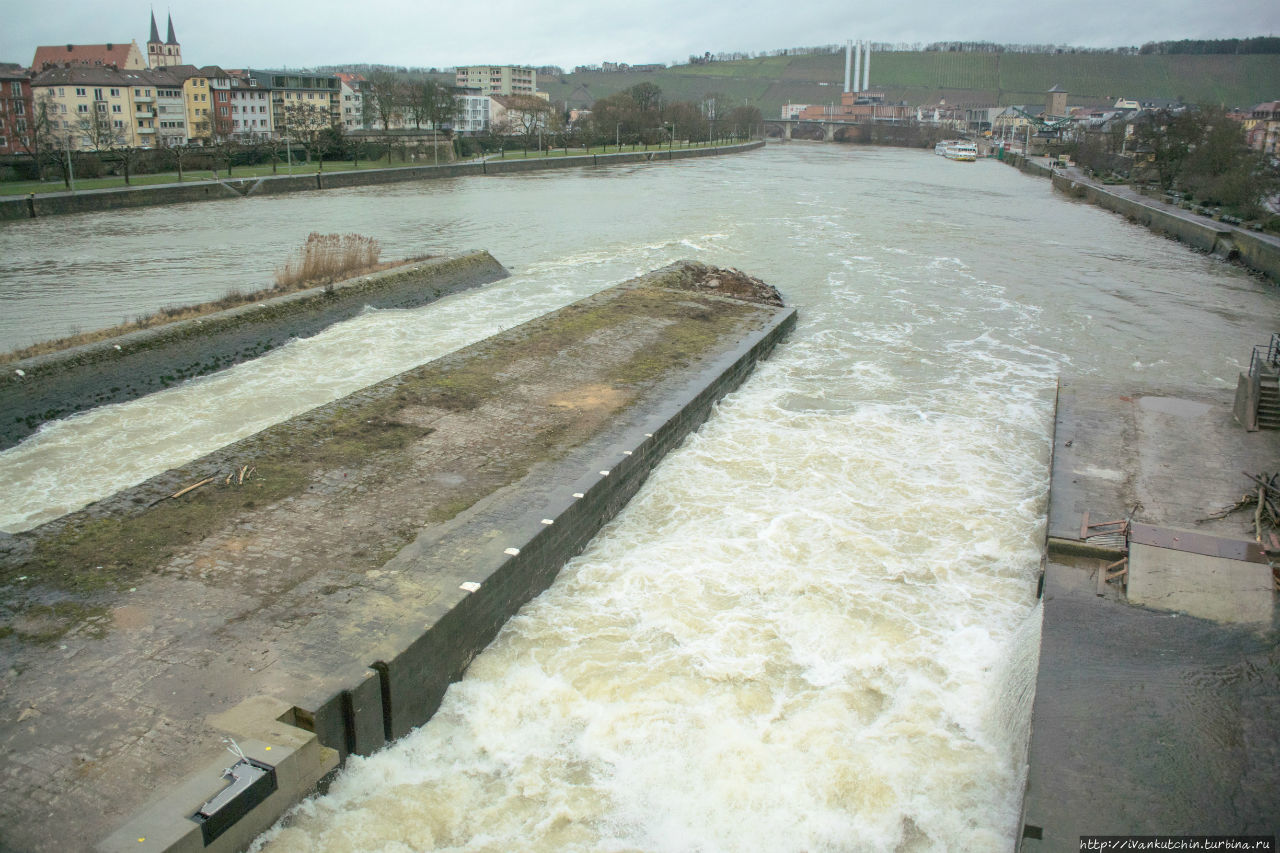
337, 73, 365, 130
228, 74, 272, 140
453, 90, 489, 133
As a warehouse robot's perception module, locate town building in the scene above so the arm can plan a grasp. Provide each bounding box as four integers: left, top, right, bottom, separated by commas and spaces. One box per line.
453, 88, 489, 133
0, 64, 34, 156
488, 94, 549, 136
30, 64, 143, 149
1247, 101, 1280, 155
147, 68, 191, 147
1046, 85, 1068, 118
243, 70, 341, 137
180, 66, 233, 143
226, 71, 272, 141
145, 11, 183, 69
793, 90, 914, 123
336, 73, 365, 131
455, 65, 538, 97
32, 41, 146, 72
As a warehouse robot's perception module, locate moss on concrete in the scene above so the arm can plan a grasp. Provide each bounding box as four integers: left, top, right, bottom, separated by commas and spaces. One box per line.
0, 264, 773, 645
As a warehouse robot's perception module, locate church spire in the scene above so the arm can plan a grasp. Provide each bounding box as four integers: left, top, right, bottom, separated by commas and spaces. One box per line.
149, 10, 161, 44
166, 13, 177, 45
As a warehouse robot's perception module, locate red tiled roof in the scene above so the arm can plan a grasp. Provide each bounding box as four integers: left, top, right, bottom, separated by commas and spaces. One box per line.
32, 42, 142, 71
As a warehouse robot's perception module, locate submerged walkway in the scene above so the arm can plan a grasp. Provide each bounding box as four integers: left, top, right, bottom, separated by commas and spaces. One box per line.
1021, 378, 1280, 849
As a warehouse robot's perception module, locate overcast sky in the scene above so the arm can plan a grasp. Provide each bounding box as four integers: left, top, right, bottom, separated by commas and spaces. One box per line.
6, 0, 1278, 71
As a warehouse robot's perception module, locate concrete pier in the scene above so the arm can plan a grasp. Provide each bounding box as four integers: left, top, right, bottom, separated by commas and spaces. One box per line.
1021, 378, 1280, 849
0, 261, 796, 852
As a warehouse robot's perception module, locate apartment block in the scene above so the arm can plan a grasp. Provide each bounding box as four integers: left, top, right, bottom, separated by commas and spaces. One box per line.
0, 64, 34, 156
454, 65, 537, 97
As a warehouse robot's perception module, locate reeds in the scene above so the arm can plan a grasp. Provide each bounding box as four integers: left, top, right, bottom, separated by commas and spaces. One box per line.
1, 234, 420, 363
274, 232, 382, 290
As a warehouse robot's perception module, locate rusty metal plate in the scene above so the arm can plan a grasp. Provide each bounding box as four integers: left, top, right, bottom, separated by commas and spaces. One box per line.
1129, 522, 1265, 563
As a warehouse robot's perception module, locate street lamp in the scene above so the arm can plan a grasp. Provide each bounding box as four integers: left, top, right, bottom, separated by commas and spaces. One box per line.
615, 122, 620, 152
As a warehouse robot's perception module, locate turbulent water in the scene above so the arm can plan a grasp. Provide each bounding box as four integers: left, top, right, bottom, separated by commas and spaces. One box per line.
2, 145, 1275, 850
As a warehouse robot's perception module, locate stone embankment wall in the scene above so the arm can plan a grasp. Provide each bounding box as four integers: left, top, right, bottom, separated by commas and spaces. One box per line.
0, 142, 764, 221
0, 250, 508, 450
1029, 168, 1280, 284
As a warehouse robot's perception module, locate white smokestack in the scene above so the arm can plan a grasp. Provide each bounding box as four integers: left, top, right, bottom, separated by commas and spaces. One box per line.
853, 41, 862, 93
863, 41, 871, 91
844, 41, 852, 93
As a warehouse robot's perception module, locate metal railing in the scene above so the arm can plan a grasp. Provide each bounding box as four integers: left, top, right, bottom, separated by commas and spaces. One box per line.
1249, 333, 1280, 377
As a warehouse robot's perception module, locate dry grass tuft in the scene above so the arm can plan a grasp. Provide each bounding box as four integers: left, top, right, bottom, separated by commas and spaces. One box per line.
275, 233, 382, 291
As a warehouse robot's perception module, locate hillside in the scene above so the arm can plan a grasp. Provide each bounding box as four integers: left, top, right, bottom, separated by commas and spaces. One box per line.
538, 52, 1280, 117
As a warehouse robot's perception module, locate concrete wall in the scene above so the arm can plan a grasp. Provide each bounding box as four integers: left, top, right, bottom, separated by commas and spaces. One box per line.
1003, 152, 1053, 177
1051, 173, 1280, 282
2, 142, 764, 220
1233, 229, 1280, 282
366, 303, 797, 744
0, 251, 509, 450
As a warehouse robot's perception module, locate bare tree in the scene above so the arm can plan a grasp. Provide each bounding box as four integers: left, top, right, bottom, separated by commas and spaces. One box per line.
283, 101, 334, 169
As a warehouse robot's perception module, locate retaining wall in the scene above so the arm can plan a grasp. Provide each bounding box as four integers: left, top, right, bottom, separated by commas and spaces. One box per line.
1051, 173, 1231, 253
1, 141, 764, 221
1046, 172, 1280, 283
0, 250, 509, 450
1002, 152, 1053, 177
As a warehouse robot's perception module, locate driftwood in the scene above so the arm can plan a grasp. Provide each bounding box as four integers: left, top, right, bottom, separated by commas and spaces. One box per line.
172, 471, 217, 499
1202, 471, 1280, 544
152, 466, 256, 506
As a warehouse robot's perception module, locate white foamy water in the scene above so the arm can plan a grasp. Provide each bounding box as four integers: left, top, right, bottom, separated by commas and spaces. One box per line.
3, 145, 1275, 850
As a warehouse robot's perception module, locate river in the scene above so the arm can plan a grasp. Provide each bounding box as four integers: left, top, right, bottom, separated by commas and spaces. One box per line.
1, 144, 1275, 850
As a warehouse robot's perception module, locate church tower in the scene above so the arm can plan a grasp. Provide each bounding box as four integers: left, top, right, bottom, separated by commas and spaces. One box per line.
147, 11, 182, 68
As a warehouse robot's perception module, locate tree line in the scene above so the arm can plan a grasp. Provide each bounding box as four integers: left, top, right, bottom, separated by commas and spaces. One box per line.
1074, 105, 1279, 220
1138, 38, 1280, 55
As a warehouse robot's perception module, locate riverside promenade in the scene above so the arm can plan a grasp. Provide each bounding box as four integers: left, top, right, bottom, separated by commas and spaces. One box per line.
0, 141, 764, 221
0, 262, 795, 852
1020, 378, 1280, 849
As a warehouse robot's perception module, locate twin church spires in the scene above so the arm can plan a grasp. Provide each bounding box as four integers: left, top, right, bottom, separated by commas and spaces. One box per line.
146, 9, 182, 68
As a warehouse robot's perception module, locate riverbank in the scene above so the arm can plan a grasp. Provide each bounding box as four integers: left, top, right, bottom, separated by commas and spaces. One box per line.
1019, 378, 1280, 849
998, 153, 1280, 284
0, 261, 796, 852
0, 141, 764, 222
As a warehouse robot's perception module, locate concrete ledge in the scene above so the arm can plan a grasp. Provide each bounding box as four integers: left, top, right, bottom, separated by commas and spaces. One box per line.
97, 697, 338, 853
0, 250, 510, 450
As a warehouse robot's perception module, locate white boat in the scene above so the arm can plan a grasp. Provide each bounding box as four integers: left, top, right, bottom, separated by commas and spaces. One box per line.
935, 140, 978, 161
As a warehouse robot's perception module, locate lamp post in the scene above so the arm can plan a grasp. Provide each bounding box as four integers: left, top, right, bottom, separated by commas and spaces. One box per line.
65, 135, 75, 192
615, 122, 620, 152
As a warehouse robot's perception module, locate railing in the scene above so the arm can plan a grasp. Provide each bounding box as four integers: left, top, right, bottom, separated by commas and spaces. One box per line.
1248, 332, 1280, 377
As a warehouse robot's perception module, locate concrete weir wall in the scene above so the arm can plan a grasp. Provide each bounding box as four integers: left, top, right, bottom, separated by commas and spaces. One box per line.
0, 142, 764, 221
0, 250, 509, 450
93, 275, 796, 852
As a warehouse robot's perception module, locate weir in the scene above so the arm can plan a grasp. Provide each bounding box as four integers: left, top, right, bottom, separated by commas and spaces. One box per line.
0, 251, 510, 451
0, 260, 795, 852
